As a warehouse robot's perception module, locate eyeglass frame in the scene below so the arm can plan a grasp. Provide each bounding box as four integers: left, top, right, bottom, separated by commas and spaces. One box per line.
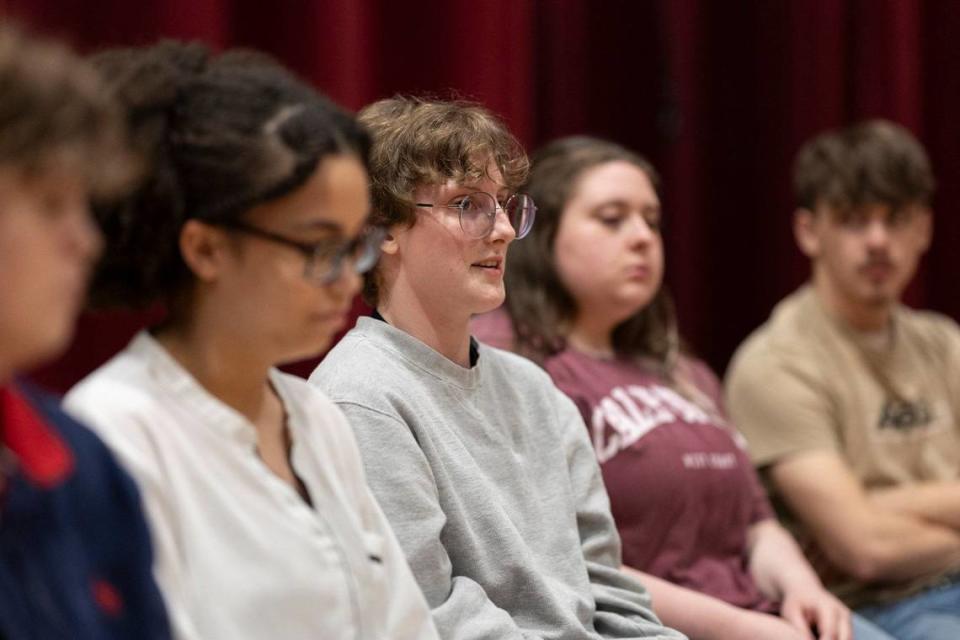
414, 191, 536, 239
212, 218, 386, 285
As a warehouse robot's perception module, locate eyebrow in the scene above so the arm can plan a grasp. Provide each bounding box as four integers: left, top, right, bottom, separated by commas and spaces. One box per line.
443, 187, 511, 200
592, 198, 661, 210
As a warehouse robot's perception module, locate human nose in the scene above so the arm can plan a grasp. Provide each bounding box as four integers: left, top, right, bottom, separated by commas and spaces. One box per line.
863, 217, 891, 249
66, 206, 103, 264
626, 213, 656, 246
487, 206, 516, 244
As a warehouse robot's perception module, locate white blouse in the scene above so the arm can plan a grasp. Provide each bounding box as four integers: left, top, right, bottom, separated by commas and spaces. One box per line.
64, 332, 437, 640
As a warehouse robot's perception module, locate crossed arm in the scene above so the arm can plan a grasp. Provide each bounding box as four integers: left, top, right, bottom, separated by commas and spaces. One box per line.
868, 480, 960, 530
726, 343, 960, 585
769, 451, 960, 583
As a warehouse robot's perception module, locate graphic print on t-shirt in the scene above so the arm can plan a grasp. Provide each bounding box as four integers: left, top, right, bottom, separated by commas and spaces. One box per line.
544, 350, 777, 613
591, 383, 736, 464
877, 397, 935, 432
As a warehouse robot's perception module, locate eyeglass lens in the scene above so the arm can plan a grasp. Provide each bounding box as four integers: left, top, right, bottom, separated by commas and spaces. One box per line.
458, 192, 536, 239
307, 227, 386, 285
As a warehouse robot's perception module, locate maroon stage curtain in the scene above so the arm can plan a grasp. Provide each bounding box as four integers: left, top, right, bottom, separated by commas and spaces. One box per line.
3, 0, 959, 391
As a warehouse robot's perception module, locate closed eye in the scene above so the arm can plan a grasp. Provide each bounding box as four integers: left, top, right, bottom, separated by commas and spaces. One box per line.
599, 216, 624, 228
594, 208, 627, 227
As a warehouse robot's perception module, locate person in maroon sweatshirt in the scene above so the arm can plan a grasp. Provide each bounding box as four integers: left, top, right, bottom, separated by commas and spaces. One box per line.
473, 136, 888, 640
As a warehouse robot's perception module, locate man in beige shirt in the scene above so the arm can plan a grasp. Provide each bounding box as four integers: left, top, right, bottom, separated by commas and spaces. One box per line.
726, 120, 960, 640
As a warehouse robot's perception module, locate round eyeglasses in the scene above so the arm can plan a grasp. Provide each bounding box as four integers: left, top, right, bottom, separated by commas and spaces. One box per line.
216, 220, 386, 285
415, 191, 537, 239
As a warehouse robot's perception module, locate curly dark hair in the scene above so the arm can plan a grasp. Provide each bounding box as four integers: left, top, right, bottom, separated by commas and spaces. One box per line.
88, 40, 370, 309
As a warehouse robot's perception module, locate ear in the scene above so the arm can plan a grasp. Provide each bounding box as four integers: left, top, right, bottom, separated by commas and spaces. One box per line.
378, 224, 404, 257
179, 219, 230, 282
793, 207, 820, 258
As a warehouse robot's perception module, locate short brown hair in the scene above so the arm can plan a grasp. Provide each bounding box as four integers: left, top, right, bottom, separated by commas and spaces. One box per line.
793, 119, 935, 212
358, 96, 529, 305
0, 25, 131, 196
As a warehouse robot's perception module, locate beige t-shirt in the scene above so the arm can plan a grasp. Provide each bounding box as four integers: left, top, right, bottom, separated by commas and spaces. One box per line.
725, 285, 960, 607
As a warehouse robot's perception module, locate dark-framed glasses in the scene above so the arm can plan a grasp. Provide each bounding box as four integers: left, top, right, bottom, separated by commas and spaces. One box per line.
416, 191, 536, 239
216, 219, 386, 285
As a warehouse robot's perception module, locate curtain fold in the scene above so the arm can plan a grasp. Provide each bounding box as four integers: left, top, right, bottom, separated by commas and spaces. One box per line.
4, 0, 957, 390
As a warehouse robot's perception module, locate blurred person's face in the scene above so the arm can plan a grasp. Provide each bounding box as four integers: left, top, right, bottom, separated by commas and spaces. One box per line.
187, 154, 370, 365
553, 161, 664, 329
382, 161, 515, 325
795, 201, 931, 314
0, 166, 102, 378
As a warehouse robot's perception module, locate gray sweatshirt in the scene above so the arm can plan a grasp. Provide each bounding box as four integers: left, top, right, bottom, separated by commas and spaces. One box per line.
311, 317, 685, 640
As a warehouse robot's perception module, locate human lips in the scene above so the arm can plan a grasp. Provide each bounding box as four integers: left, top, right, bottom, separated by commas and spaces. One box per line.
625, 263, 651, 280
859, 259, 895, 282
471, 255, 504, 274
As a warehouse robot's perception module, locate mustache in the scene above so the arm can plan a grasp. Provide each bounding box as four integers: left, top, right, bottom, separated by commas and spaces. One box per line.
858, 256, 894, 270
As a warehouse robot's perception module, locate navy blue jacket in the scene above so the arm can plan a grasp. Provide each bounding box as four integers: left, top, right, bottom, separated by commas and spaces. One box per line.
0, 383, 171, 639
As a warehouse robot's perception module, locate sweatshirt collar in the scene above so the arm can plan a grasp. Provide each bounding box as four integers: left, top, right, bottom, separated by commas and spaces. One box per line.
357, 316, 482, 390
369, 309, 481, 368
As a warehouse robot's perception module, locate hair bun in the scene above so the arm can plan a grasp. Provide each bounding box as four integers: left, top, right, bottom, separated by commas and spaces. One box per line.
92, 41, 210, 162
88, 42, 211, 309
92, 41, 208, 113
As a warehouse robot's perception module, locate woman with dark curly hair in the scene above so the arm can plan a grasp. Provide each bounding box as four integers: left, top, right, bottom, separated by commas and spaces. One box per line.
64, 42, 437, 640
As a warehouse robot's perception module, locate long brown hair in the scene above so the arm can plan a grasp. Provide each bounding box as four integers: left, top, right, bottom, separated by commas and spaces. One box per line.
504, 136, 680, 374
